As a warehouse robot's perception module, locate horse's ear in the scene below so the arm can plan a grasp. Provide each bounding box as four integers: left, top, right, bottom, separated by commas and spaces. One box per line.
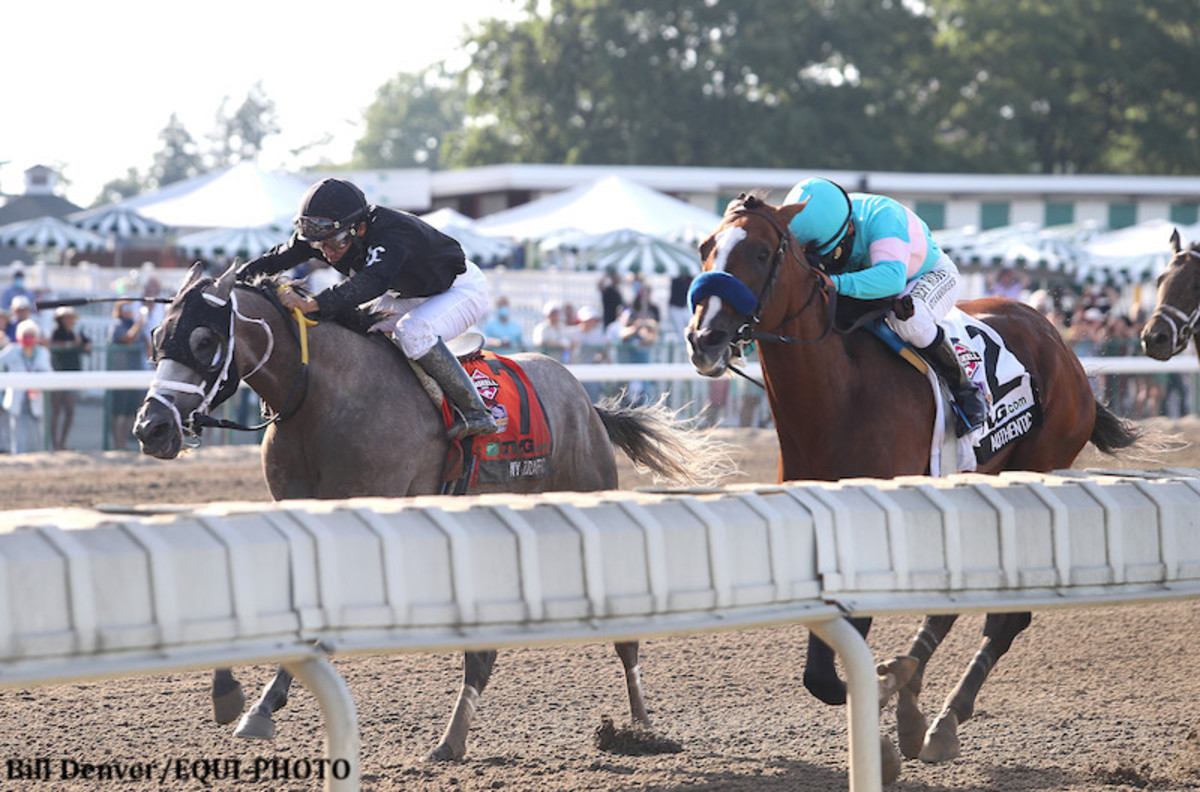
1171, 228, 1182, 254
178, 261, 207, 295
210, 260, 239, 301
779, 197, 809, 227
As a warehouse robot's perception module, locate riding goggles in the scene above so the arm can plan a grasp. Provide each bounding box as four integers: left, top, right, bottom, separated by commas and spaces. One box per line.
308, 230, 353, 253
294, 215, 349, 242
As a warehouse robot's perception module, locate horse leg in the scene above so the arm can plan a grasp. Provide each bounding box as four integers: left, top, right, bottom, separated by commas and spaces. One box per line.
425, 650, 498, 762
614, 641, 653, 728
894, 614, 958, 759
803, 616, 872, 705
234, 667, 293, 740
918, 611, 1032, 763
211, 668, 245, 724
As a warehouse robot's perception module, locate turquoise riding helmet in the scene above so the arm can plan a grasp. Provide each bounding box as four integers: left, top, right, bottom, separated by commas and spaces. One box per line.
784, 177, 853, 256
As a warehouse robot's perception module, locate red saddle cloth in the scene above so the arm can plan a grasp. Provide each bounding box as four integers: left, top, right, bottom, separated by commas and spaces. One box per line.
441, 351, 553, 489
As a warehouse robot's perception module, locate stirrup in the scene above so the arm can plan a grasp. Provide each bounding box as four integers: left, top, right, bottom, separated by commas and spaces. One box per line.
447, 409, 498, 441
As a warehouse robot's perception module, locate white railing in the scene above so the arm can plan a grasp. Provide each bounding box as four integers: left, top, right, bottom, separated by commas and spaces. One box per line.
2, 470, 1199, 792
0, 355, 1195, 392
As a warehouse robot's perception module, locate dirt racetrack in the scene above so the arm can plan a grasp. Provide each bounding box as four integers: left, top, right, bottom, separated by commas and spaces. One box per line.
0, 421, 1198, 791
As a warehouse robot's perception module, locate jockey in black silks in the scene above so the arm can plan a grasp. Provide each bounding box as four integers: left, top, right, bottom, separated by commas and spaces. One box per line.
238, 177, 499, 440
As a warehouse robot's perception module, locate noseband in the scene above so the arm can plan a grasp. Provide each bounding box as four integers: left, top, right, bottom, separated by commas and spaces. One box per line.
1148, 247, 1200, 356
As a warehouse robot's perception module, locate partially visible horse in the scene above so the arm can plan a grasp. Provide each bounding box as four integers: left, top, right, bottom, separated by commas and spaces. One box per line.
1141, 229, 1200, 361
134, 262, 731, 760
685, 193, 1138, 776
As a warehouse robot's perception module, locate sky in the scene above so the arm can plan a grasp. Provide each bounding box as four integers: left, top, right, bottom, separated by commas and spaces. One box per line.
1, 0, 527, 208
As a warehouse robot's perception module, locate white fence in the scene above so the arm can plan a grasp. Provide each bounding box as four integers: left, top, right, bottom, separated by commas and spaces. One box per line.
1, 355, 1197, 393
2, 470, 1199, 792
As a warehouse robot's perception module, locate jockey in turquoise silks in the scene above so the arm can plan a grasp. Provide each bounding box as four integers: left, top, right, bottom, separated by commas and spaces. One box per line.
785, 176, 988, 434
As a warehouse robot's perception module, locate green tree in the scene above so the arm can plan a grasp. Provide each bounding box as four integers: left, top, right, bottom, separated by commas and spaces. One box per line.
354, 67, 466, 169
92, 167, 145, 207
448, 0, 951, 170
209, 82, 281, 167
149, 113, 205, 188
929, 0, 1200, 174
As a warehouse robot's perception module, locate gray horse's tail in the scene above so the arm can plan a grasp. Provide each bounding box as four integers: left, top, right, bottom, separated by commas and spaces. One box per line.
594, 394, 738, 487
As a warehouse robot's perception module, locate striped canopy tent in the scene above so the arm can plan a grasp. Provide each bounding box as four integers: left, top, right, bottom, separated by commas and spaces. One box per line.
68, 204, 170, 240
420, 207, 515, 266
176, 220, 288, 260
1076, 218, 1193, 286
548, 228, 699, 275
933, 222, 1099, 280
0, 215, 108, 252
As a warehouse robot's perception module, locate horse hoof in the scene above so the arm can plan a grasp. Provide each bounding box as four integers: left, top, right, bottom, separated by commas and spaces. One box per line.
422, 742, 464, 763
802, 672, 847, 706
212, 683, 245, 725
876, 655, 919, 707
896, 688, 927, 760
880, 736, 903, 785
234, 711, 276, 740
918, 712, 961, 763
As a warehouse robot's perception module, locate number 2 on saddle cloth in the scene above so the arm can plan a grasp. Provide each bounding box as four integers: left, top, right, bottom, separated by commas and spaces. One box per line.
439, 351, 553, 494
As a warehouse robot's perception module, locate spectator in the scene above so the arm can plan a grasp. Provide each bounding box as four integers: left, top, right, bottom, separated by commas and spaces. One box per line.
533, 301, 574, 362
0, 265, 34, 313
667, 267, 694, 344
6, 295, 35, 342
0, 319, 52, 453
598, 271, 626, 328
48, 306, 92, 451
107, 301, 149, 451
481, 296, 525, 352
616, 285, 661, 404
986, 267, 1028, 300
572, 305, 611, 402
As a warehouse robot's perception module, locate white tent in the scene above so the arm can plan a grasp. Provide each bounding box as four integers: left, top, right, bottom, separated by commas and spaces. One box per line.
475, 176, 722, 244
1078, 219, 1186, 284
120, 162, 310, 230
420, 207, 515, 266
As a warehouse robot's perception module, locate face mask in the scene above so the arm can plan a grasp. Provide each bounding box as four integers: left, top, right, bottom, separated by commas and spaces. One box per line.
498, 307, 510, 319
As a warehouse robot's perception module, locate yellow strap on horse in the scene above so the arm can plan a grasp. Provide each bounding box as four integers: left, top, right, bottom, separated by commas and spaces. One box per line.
292, 307, 318, 365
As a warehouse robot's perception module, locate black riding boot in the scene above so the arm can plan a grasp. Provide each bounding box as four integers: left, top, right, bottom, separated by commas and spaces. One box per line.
416, 339, 500, 440
918, 327, 988, 435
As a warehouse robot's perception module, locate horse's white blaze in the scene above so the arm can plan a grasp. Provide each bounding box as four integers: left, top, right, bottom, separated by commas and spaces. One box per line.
712, 226, 746, 273
148, 359, 207, 401
695, 225, 745, 334
697, 296, 725, 334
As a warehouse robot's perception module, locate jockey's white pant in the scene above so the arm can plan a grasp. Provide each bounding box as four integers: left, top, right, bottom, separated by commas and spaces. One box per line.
884, 254, 960, 349
367, 260, 489, 359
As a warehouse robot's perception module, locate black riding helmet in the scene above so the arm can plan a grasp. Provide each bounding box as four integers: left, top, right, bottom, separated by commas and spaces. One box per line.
293, 178, 369, 242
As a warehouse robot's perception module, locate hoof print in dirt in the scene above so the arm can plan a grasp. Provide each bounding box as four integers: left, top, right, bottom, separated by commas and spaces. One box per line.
593, 714, 683, 755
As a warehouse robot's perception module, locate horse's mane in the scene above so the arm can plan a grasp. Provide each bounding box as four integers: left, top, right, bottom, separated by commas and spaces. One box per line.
238, 272, 386, 336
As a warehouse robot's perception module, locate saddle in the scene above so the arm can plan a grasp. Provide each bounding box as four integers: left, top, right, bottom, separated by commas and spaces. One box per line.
414, 344, 553, 495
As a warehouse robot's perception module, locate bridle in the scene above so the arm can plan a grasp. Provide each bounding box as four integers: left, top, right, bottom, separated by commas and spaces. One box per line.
145, 285, 310, 442
722, 202, 837, 351
1147, 246, 1200, 357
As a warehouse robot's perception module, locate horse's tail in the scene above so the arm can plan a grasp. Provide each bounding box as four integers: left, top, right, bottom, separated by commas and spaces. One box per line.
594, 394, 738, 487
1090, 399, 1141, 454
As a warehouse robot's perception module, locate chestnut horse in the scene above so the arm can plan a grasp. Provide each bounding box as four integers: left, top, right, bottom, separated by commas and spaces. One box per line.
1141, 229, 1200, 361
686, 193, 1138, 771
134, 262, 731, 761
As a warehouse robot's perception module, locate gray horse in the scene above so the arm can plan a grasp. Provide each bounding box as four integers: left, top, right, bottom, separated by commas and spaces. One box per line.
134, 262, 731, 760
